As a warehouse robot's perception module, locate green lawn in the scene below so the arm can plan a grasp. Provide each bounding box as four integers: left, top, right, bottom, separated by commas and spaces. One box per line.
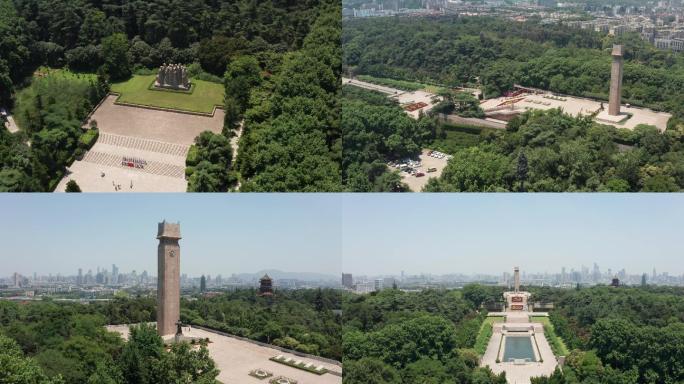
530, 316, 570, 357
474, 316, 504, 355
111, 75, 224, 114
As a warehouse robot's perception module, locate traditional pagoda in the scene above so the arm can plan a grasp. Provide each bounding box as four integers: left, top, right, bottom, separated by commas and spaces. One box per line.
258, 274, 274, 296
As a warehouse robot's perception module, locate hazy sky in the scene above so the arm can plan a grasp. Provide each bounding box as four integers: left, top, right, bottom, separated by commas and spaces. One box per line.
0, 194, 341, 276
3, 194, 682, 278
342, 194, 684, 276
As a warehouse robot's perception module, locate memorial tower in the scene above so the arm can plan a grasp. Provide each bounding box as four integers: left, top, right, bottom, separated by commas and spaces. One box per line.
609, 45, 624, 116
157, 221, 181, 336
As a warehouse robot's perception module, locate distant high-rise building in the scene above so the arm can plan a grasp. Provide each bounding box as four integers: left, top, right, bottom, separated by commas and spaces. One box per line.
13, 272, 20, 288
383, 277, 396, 289
374, 279, 383, 292
592, 263, 600, 283
77, 268, 83, 285
342, 273, 353, 288
112, 264, 119, 285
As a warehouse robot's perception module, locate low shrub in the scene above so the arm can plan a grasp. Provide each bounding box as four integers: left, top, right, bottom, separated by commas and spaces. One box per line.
79, 129, 99, 149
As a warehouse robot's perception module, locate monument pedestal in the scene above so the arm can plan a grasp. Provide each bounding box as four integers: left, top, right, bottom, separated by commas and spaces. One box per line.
596, 110, 630, 124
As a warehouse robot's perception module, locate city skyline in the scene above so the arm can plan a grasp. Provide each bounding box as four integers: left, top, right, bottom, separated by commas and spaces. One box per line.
342, 194, 684, 276
0, 194, 342, 276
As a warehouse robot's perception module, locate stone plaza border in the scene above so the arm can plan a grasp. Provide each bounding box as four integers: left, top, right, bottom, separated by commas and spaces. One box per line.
109, 92, 224, 117
192, 324, 343, 377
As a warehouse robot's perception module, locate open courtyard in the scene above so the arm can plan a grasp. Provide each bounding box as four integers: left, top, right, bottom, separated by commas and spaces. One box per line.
481, 91, 671, 131
55, 95, 224, 192
111, 74, 224, 114
107, 324, 342, 384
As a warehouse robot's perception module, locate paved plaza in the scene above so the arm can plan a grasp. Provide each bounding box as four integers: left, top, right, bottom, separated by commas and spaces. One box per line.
90, 95, 224, 145
55, 95, 225, 192
107, 324, 342, 384
481, 92, 671, 131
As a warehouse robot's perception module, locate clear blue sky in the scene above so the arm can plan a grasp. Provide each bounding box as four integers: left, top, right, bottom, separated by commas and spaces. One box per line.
0, 194, 341, 276
342, 194, 684, 276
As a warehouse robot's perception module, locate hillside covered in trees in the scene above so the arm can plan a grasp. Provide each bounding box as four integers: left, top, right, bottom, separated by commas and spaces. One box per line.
1, 0, 341, 191
0, 289, 342, 382
0, 299, 218, 383
342, 285, 684, 384
342, 16, 684, 192
342, 288, 508, 383
183, 288, 343, 360
531, 285, 684, 384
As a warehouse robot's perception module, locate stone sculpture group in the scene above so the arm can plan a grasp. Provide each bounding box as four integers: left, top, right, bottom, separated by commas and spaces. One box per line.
155, 63, 190, 90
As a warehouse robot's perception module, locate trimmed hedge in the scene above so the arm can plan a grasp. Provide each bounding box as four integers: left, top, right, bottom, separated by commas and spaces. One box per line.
186, 144, 199, 166
79, 129, 99, 149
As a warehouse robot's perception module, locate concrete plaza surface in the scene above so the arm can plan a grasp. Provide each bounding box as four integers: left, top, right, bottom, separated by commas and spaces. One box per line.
55, 133, 189, 192
92, 95, 224, 145
107, 325, 342, 384
481, 92, 671, 131
55, 93, 225, 192
481, 314, 558, 384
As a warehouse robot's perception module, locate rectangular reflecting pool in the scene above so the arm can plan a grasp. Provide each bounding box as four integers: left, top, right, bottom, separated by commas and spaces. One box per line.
503, 336, 537, 362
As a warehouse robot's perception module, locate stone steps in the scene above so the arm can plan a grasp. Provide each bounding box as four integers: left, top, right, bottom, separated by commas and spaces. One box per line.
98, 133, 190, 157
82, 151, 185, 179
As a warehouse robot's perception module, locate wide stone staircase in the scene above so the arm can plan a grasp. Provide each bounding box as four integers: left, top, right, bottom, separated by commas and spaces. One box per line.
98, 133, 190, 157
81, 133, 188, 179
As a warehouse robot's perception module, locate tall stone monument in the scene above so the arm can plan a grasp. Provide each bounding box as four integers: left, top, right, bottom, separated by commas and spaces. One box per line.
608, 45, 624, 116
513, 266, 520, 292
157, 221, 181, 336
504, 266, 530, 311
155, 63, 190, 91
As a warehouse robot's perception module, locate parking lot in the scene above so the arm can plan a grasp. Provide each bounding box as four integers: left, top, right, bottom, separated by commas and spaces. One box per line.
388, 149, 451, 192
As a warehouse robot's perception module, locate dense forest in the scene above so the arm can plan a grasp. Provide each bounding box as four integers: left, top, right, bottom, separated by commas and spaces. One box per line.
530, 285, 684, 384
342, 288, 508, 383
342, 17, 684, 191
1, 0, 341, 191
342, 85, 432, 191
343, 16, 684, 121
342, 284, 684, 384
0, 298, 217, 383
182, 288, 343, 360
0, 289, 342, 382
